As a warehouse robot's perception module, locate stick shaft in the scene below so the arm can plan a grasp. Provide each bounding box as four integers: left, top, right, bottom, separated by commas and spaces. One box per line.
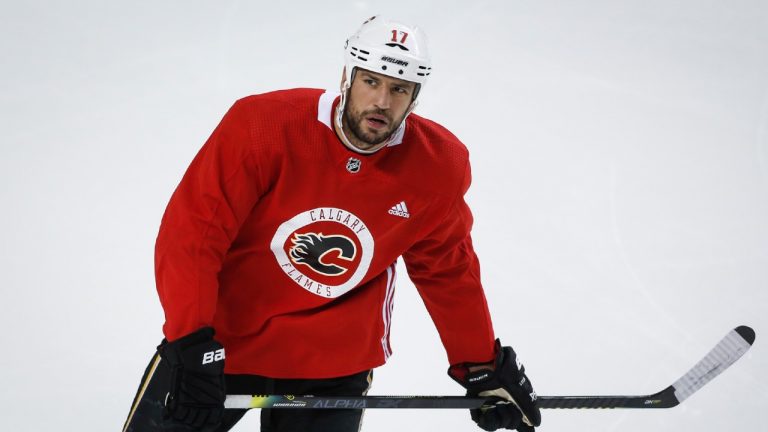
224, 393, 674, 409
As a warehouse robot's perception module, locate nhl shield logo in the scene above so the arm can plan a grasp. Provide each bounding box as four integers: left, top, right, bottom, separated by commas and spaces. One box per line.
346, 157, 361, 173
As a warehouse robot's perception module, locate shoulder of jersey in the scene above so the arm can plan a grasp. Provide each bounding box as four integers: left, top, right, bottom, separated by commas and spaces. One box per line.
404, 113, 469, 181
224, 89, 334, 167
233, 88, 325, 120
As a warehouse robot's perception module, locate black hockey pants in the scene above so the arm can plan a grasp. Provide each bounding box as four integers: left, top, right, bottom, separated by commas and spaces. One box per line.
122, 350, 372, 432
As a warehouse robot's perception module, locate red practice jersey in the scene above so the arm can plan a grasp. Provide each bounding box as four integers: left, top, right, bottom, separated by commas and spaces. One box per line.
155, 88, 496, 378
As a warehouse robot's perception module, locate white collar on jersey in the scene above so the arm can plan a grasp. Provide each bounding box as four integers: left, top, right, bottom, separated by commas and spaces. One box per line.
317, 90, 405, 154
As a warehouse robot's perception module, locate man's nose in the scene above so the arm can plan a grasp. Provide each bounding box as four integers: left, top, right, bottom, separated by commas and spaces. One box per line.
372, 87, 391, 110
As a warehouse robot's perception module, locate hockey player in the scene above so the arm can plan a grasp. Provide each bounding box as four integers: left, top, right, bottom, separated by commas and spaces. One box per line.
123, 16, 541, 432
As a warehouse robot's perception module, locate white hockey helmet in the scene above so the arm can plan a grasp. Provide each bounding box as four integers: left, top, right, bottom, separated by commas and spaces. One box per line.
343, 15, 432, 96
335, 16, 432, 153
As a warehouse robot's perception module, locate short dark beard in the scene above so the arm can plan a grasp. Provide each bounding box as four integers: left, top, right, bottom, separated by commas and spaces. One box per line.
343, 106, 398, 146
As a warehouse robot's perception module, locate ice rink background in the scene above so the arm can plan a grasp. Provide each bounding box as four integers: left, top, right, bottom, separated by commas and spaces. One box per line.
1, 0, 766, 430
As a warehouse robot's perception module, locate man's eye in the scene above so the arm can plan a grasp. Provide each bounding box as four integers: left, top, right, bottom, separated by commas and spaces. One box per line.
394, 87, 408, 94
365, 79, 377, 86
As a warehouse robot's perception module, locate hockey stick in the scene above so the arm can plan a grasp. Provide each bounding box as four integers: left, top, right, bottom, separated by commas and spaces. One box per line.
224, 325, 754, 410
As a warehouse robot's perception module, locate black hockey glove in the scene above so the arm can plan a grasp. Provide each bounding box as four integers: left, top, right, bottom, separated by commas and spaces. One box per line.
158, 327, 226, 431
448, 340, 541, 432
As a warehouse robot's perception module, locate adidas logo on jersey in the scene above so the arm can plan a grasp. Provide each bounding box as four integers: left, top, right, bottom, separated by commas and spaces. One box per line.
388, 201, 410, 218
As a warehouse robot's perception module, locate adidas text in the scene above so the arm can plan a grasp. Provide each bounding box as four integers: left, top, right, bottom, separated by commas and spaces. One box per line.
388, 209, 410, 218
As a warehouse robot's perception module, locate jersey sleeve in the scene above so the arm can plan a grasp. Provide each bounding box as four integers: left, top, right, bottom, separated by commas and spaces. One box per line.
402, 161, 496, 366
154, 99, 268, 341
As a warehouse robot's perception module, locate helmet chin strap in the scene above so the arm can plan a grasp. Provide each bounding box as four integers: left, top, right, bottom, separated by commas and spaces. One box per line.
334, 81, 418, 155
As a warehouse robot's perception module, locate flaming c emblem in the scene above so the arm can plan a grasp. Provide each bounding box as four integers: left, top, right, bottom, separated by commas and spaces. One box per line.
288, 232, 357, 276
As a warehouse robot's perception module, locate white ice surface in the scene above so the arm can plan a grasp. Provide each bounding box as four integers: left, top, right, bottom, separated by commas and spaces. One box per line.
0, 1, 766, 431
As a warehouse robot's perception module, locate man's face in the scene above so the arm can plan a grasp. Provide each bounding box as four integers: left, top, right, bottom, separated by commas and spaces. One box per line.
343, 69, 418, 147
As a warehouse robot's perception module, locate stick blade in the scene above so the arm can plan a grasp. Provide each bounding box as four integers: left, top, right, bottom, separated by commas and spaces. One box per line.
670, 325, 755, 404
537, 326, 755, 409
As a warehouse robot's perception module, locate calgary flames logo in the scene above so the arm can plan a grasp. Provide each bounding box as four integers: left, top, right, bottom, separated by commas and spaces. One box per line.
271, 208, 374, 298
289, 232, 356, 276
